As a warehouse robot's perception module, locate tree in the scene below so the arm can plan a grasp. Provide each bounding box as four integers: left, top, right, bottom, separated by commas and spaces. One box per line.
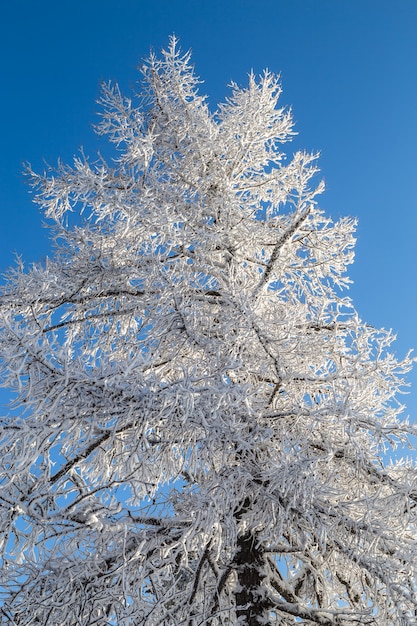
0, 37, 416, 626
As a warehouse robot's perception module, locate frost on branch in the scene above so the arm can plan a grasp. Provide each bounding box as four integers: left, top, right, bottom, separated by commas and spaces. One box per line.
0, 37, 416, 625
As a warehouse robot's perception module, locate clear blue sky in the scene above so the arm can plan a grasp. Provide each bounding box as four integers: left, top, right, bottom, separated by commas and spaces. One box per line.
1, 1, 416, 417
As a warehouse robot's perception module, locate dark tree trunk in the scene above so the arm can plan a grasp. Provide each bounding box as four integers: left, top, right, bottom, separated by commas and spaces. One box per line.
234, 496, 272, 626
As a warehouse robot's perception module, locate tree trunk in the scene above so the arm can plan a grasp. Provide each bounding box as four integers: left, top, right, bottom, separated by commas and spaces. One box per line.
234, 496, 272, 626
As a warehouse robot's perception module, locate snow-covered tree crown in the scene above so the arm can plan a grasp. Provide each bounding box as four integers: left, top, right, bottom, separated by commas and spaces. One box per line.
0, 37, 416, 626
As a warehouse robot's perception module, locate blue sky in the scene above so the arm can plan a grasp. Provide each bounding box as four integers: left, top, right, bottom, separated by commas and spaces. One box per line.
1, 0, 416, 417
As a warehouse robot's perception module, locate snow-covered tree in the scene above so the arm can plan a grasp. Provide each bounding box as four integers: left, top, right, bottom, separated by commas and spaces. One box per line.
1, 38, 416, 625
